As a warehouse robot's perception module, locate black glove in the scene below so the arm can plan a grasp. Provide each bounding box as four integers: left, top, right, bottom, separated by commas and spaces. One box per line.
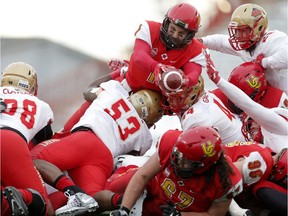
160, 201, 181, 216
0, 98, 7, 113
110, 206, 130, 216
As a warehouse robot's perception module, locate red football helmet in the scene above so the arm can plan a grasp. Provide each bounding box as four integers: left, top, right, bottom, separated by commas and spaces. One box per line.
160, 3, 201, 49
228, 4, 268, 51
170, 126, 222, 178
228, 62, 267, 114
269, 148, 287, 189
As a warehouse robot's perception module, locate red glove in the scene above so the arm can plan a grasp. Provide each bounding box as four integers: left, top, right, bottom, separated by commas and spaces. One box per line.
153, 63, 177, 86
108, 59, 129, 71
203, 48, 220, 84
252, 54, 265, 67
250, 120, 263, 143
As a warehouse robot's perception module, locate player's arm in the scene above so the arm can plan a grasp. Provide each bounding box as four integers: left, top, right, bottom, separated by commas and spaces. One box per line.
204, 49, 288, 135
262, 45, 288, 70
133, 38, 160, 73
217, 78, 287, 135
117, 153, 161, 212
200, 34, 237, 55
83, 74, 112, 102
182, 61, 202, 86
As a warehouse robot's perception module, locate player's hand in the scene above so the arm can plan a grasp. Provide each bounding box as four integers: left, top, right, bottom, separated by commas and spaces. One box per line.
109, 206, 130, 216
160, 201, 181, 216
108, 59, 129, 71
249, 119, 263, 143
252, 54, 265, 67
0, 98, 7, 113
153, 64, 177, 86
202, 48, 220, 84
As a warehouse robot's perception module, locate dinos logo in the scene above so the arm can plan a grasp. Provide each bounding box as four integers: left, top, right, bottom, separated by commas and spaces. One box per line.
201, 141, 216, 157
246, 75, 261, 89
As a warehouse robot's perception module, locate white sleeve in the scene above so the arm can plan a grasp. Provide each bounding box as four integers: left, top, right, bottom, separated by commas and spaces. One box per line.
262, 45, 288, 70
134, 21, 152, 47
217, 78, 287, 135
260, 32, 288, 70
201, 34, 238, 55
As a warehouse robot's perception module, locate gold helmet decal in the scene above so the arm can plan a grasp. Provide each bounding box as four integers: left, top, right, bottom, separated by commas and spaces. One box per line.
201, 140, 216, 157
246, 75, 261, 89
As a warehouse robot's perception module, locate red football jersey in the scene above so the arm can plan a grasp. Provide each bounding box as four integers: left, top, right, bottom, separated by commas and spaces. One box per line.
125, 21, 206, 93
142, 130, 242, 214
223, 141, 274, 187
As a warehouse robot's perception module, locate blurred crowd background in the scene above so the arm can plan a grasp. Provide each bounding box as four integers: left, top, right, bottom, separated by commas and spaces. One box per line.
1, 0, 287, 133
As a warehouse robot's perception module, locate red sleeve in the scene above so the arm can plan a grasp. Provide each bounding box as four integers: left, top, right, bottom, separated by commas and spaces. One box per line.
109, 69, 125, 82
182, 62, 202, 86
132, 39, 159, 72
109, 69, 120, 80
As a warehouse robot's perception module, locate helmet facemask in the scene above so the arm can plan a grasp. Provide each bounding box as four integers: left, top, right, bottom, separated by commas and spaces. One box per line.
160, 18, 196, 49
160, 3, 201, 49
170, 146, 205, 179
228, 3, 268, 51
228, 24, 256, 51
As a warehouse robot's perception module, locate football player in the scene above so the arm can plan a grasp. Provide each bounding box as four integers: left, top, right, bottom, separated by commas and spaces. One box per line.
30, 80, 163, 215
109, 126, 243, 216
204, 49, 288, 154
199, 3, 288, 94
1, 62, 54, 216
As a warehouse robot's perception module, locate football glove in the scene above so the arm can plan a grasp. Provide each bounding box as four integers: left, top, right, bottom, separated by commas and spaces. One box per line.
252, 54, 265, 67
110, 206, 130, 216
160, 201, 181, 216
108, 59, 129, 71
154, 64, 177, 86
203, 48, 220, 84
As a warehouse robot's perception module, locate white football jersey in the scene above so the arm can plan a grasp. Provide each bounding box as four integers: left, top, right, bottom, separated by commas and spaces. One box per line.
181, 91, 246, 145
72, 80, 152, 157
202, 30, 288, 93
0, 86, 54, 142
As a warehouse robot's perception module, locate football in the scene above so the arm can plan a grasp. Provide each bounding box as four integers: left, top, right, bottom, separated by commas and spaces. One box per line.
161, 70, 183, 92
